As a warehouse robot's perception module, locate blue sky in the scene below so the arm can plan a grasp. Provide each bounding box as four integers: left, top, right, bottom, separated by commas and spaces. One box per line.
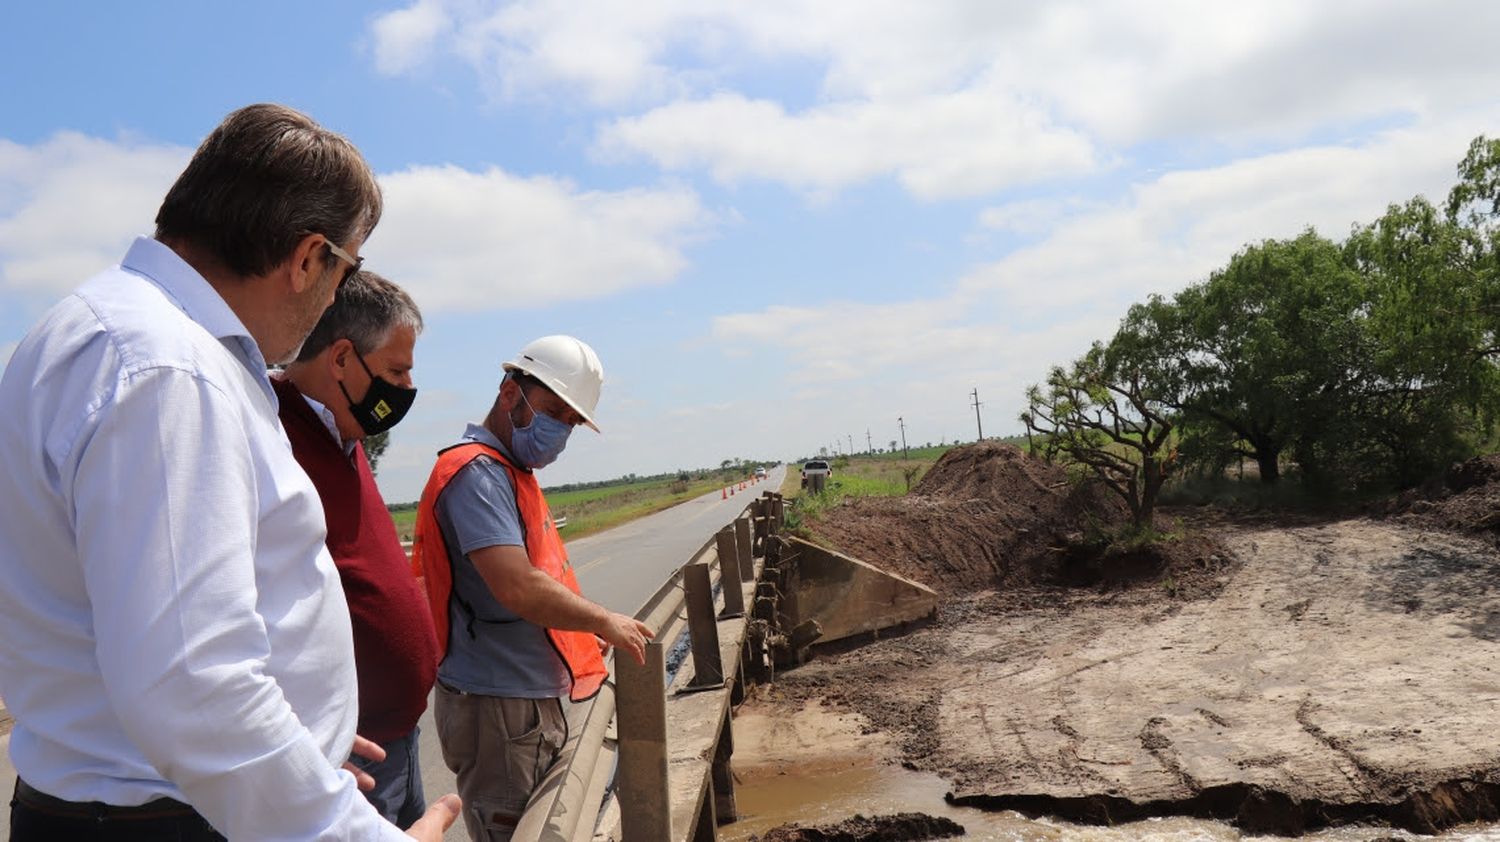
4, 1, 1500, 503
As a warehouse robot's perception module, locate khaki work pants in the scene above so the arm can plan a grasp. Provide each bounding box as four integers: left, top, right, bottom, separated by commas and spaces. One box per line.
434, 683, 568, 842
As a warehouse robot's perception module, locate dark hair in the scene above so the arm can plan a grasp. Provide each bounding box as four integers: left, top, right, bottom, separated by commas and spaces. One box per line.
155, 103, 382, 277
295, 270, 422, 362
505, 370, 546, 394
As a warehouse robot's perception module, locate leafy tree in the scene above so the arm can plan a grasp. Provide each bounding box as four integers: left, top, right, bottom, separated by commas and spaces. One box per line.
364, 430, 389, 475
1341, 196, 1495, 487
1446, 134, 1500, 350
1115, 230, 1365, 484
1021, 342, 1174, 527
1447, 135, 1500, 230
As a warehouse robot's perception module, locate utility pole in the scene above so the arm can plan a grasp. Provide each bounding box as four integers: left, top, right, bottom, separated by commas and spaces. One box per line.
866, 429, 872, 454
970, 387, 984, 442
847, 434, 854, 456
897, 416, 909, 460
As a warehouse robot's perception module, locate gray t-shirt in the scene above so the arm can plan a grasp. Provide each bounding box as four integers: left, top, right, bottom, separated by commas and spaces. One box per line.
434, 423, 571, 698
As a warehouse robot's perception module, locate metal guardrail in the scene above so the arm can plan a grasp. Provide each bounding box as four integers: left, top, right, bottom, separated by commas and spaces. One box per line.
517, 491, 786, 841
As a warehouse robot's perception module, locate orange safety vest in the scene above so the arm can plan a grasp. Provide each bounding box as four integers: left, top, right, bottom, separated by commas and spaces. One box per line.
411, 442, 606, 702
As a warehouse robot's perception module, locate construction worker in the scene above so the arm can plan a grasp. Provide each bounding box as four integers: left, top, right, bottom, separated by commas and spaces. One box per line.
274, 270, 439, 829
411, 335, 653, 841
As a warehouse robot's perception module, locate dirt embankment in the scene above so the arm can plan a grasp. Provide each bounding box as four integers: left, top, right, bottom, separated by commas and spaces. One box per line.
1387, 453, 1500, 541
748, 444, 1500, 836
807, 441, 1228, 597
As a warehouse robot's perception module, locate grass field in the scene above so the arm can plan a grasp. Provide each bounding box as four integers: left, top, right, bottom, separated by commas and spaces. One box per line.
778, 439, 1029, 527
778, 449, 951, 529
389, 474, 739, 542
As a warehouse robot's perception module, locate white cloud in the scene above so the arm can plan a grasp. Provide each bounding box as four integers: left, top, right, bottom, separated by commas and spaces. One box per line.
368, 1, 1500, 198
710, 112, 1496, 450
0, 133, 189, 294
960, 114, 1488, 316
372, 164, 712, 312
978, 197, 1107, 236
368, 0, 453, 76
0, 134, 713, 313
595, 91, 1098, 200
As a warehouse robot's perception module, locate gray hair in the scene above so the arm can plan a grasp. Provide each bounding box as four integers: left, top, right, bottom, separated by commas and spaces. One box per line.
295, 270, 423, 361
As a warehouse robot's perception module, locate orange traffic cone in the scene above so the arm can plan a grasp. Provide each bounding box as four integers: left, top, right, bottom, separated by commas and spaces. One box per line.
722, 487, 727, 499
730, 486, 735, 496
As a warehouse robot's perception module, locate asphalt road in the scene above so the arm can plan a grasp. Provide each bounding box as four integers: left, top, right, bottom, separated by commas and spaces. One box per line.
0, 465, 786, 840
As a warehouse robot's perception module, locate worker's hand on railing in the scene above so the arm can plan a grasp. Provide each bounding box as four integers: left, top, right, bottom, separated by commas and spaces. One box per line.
405, 794, 462, 840
600, 612, 655, 665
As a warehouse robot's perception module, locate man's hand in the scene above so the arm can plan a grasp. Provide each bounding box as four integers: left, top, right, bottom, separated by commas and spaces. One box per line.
599, 612, 654, 665
405, 794, 462, 840
343, 734, 386, 792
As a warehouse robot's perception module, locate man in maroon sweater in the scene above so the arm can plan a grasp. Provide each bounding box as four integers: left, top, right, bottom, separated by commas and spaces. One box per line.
274, 270, 439, 829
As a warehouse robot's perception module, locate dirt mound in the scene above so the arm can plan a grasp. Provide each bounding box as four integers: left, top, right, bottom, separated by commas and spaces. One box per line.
1388, 454, 1500, 536
806, 441, 1223, 595
753, 813, 964, 842
911, 440, 1067, 501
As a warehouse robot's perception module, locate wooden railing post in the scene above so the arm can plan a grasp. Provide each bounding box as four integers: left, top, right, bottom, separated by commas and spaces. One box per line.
734, 517, 754, 577
715, 526, 745, 618
683, 562, 725, 689
617, 641, 670, 840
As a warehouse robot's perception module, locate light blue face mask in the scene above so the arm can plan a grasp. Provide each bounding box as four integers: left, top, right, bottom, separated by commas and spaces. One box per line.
511, 386, 573, 469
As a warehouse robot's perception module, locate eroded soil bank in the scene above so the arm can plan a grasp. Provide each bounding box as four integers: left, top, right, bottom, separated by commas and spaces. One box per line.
741, 445, 1500, 836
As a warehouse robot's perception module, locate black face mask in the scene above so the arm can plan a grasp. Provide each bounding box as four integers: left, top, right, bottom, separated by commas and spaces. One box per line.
338, 347, 417, 437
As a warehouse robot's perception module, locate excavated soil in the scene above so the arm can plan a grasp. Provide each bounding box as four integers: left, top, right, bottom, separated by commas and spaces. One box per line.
807, 441, 1230, 597
743, 443, 1500, 837
1387, 453, 1500, 542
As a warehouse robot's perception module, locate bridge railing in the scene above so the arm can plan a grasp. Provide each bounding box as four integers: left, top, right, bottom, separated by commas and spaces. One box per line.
516, 490, 786, 842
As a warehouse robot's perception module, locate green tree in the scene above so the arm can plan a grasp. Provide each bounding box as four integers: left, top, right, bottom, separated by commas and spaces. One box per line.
1116, 230, 1367, 484
1446, 134, 1500, 350
364, 430, 390, 475
1341, 196, 1495, 487
1021, 342, 1175, 528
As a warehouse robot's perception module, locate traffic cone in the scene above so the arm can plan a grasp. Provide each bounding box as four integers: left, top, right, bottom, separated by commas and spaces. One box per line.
730, 486, 735, 496
722, 487, 727, 499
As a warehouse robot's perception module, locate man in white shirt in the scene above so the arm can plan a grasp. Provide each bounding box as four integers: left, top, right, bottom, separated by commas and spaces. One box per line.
0, 104, 459, 841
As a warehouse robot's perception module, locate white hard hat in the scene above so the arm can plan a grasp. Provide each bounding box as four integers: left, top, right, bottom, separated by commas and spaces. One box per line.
503, 335, 604, 432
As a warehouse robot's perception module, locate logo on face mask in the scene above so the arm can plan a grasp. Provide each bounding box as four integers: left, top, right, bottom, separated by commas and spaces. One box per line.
339, 347, 417, 437
511, 386, 573, 469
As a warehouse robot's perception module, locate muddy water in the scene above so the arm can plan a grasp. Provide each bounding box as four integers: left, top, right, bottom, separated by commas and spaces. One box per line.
721, 762, 1500, 841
